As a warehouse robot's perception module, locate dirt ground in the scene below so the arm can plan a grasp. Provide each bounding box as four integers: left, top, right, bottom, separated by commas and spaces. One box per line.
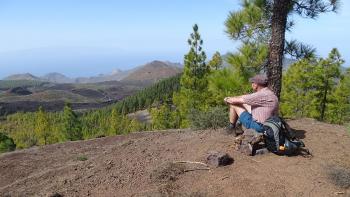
0, 118, 349, 197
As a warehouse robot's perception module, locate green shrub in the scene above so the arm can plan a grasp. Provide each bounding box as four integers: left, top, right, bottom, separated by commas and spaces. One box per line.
0, 132, 16, 153
188, 106, 228, 130
77, 155, 88, 161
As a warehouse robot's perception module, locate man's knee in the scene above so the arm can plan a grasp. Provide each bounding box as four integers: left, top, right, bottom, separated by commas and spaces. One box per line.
242, 104, 251, 113
230, 104, 246, 116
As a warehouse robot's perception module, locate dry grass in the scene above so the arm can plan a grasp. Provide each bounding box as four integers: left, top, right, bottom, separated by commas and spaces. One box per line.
327, 165, 350, 189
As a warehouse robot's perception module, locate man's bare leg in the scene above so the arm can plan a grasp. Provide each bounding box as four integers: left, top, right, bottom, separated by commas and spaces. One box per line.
227, 104, 247, 136
229, 104, 247, 124
229, 104, 238, 124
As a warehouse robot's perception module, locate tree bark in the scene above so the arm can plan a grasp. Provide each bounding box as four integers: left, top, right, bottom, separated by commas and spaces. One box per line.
320, 82, 328, 121
267, 0, 291, 99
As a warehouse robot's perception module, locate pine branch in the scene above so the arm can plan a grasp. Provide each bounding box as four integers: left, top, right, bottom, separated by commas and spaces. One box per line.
292, 0, 338, 18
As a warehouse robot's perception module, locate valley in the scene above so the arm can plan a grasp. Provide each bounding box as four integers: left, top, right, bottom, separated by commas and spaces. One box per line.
0, 60, 182, 115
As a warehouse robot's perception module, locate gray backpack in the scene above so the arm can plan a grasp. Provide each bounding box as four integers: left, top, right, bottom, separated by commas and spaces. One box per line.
263, 116, 304, 155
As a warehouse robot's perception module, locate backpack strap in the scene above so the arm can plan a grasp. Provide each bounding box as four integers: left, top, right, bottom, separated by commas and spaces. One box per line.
280, 117, 296, 139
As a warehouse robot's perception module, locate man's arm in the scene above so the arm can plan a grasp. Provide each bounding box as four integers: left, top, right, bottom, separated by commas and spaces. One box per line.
224, 96, 245, 105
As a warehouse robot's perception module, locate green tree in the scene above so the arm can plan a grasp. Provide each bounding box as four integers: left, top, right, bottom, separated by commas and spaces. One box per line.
281, 49, 344, 121
205, 1, 272, 107
281, 58, 317, 118
62, 103, 82, 141
4, 112, 38, 148
226, 0, 339, 98
227, 42, 268, 79
150, 105, 175, 130
181, 24, 209, 90
313, 48, 343, 121
128, 119, 143, 133
208, 51, 223, 70
173, 24, 210, 128
108, 108, 122, 135
0, 132, 16, 153
225, 1, 270, 77
225, 0, 270, 44
207, 68, 249, 106
327, 68, 350, 124
34, 107, 50, 145
268, 0, 338, 98
209, 1, 270, 106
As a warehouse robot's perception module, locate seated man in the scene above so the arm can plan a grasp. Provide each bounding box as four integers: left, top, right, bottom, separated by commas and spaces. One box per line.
224, 74, 279, 136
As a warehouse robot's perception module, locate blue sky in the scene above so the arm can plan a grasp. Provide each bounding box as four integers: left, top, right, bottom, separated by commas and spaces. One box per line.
0, 0, 349, 78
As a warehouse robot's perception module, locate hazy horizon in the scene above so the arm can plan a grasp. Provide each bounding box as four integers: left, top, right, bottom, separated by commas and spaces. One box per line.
0, 0, 349, 78
0, 46, 187, 79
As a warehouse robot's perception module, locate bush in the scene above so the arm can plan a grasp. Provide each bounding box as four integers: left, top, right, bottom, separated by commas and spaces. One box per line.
188, 106, 228, 130
77, 155, 88, 161
0, 132, 16, 153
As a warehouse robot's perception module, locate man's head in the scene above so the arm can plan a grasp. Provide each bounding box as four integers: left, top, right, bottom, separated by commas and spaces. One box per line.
249, 74, 268, 92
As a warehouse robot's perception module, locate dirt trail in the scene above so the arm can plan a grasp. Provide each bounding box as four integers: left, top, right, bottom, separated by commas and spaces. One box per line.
0, 119, 349, 197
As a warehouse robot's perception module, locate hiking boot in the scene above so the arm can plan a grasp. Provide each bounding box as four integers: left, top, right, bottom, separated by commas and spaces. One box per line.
235, 121, 244, 135
226, 122, 238, 136
226, 122, 243, 136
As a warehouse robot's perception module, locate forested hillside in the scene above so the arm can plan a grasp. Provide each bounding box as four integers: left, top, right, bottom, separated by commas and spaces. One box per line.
0, 75, 181, 149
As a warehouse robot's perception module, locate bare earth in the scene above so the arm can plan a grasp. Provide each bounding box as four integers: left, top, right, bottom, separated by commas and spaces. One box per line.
1, 119, 350, 197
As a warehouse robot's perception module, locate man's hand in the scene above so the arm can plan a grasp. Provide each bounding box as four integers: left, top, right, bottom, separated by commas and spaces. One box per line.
224, 97, 234, 104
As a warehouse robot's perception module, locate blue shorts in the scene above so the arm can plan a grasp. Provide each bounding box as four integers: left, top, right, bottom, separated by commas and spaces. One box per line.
239, 111, 264, 133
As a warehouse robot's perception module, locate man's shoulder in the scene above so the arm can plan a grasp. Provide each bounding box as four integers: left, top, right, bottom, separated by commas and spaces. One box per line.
256, 88, 279, 103
261, 87, 277, 96
242, 88, 278, 102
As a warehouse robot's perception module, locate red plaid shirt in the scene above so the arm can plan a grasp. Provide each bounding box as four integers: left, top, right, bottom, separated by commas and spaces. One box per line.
242, 87, 279, 123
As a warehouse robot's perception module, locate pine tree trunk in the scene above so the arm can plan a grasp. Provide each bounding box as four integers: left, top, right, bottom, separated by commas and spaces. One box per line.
320, 83, 328, 121
267, 0, 291, 99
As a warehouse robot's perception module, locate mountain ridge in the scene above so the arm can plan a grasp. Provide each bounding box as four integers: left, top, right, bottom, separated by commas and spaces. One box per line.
3, 73, 42, 81
122, 60, 182, 82
2, 60, 183, 84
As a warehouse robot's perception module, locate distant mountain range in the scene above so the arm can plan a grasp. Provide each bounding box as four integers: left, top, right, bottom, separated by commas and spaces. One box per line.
3, 57, 346, 84
3, 60, 183, 84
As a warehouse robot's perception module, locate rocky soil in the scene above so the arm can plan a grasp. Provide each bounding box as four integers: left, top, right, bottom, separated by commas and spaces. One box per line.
0, 119, 349, 197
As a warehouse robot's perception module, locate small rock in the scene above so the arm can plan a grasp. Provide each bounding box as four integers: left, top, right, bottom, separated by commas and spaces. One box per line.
255, 148, 269, 155
106, 160, 114, 170
206, 151, 234, 167
49, 192, 63, 197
